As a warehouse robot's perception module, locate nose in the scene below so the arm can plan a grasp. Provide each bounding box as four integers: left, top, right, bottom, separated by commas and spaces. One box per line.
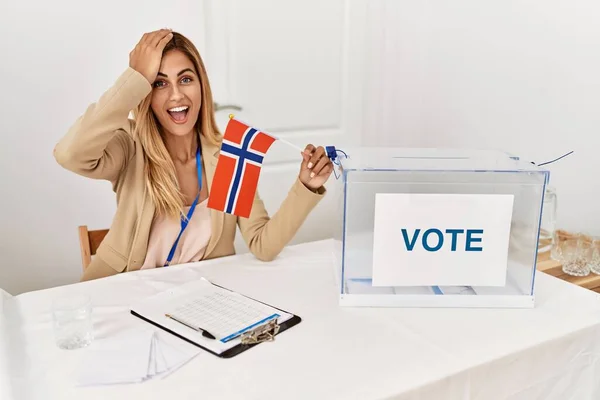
169, 84, 184, 102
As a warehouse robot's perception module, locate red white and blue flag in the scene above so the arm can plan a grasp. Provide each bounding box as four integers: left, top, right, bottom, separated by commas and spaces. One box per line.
207, 118, 277, 218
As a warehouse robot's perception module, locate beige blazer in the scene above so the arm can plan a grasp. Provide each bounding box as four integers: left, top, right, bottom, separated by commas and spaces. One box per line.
54, 67, 325, 280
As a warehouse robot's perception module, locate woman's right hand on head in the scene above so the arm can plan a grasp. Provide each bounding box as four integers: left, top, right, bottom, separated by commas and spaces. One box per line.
129, 29, 173, 85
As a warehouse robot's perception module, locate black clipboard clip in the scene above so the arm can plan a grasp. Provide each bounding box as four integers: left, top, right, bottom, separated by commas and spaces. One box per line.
240, 319, 281, 345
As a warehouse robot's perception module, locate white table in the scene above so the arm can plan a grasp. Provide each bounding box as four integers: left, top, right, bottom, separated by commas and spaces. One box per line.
3, 239, 600, 400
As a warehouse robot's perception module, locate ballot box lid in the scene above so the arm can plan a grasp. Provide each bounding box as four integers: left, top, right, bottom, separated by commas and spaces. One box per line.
337, 147, 548, 174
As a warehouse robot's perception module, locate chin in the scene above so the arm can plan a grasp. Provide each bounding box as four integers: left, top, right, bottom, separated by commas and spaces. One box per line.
162, 123, 196, 136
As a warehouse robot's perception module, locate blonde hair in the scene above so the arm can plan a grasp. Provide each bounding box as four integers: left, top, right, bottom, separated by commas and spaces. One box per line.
132, 32, 221, 219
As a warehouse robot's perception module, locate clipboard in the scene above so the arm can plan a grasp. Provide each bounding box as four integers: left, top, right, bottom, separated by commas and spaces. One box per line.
129, 278, 302, 359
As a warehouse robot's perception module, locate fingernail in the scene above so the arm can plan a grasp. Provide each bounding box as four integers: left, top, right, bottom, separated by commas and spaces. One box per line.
310, 172, 315, 178
307, 162, 313, 169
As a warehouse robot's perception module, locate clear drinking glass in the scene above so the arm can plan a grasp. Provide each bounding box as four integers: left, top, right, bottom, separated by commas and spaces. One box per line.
52, 294, 94, 350
551, 230, 578, 262
590, 239, 600, 275
561, 239, 591, 277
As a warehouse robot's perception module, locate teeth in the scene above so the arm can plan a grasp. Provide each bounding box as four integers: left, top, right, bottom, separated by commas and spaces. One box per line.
168, 106, 189, 112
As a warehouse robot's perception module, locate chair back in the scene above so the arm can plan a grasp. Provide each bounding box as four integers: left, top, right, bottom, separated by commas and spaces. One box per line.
78, 226, 108, 270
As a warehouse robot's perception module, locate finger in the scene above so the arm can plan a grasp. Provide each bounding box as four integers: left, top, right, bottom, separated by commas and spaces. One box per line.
314, 164, 333, 181
157, 31, 174, 50
151, 29, 173, 48
302, 144, 316, 168
303, 144, 315, 156
308, 146, 325, 169
141, 29, 164, 46
145, 29, 164, 47
140, 31, 153, 45
310, 155, 330, 178
319, 163, 333, 177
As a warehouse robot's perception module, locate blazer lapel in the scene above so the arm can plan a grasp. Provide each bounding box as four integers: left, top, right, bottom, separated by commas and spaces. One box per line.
201, 134, 224, 258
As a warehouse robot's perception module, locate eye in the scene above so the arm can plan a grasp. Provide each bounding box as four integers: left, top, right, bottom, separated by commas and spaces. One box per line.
180, 76, 193, 84
153, 80, 166, 88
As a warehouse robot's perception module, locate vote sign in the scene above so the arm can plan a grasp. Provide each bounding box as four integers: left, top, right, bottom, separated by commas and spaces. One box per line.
372, 193, 514, 287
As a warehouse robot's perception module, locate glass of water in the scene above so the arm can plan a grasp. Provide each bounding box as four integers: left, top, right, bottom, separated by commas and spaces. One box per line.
561, 239, 591, 277
590, 239, 600, 275
52, 294, 94, 350
551, 230, 578, 262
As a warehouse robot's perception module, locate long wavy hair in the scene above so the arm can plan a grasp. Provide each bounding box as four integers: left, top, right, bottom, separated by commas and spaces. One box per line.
132, 32, 221, 219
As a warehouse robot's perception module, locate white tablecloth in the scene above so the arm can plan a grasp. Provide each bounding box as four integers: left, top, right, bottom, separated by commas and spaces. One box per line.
3, 239, 600, 400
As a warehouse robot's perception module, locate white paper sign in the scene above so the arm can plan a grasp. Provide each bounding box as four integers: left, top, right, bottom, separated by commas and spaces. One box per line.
372, 193, 514, 287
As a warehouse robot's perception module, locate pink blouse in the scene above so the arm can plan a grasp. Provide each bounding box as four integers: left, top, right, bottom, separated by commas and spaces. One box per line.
141, 199, 212, 269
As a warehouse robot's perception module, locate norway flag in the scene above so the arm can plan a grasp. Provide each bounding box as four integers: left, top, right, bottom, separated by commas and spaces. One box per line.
207, 118, 277, 218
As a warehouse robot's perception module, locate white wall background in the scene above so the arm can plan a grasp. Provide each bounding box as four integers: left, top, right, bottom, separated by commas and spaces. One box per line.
1, 0, 599, 295
362, 0, 600, 237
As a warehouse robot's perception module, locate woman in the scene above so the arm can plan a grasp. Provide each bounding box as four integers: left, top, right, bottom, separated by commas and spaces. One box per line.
54, 29, 333, 281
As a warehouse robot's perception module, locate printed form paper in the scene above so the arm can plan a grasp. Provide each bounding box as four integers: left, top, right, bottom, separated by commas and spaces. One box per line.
131, 278, 293, 355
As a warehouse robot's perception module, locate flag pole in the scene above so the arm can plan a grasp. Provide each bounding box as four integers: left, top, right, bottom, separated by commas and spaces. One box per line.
274, 137, 305, 153
228, 114, 305, 154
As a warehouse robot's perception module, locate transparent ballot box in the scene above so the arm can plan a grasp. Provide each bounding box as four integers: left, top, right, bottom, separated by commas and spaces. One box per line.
332, 147, 549, 308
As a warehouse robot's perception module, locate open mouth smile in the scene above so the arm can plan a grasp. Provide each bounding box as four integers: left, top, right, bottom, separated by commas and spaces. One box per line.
167, 106, 189, 124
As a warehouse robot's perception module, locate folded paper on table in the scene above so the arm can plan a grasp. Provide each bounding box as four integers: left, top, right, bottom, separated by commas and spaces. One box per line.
130, 278, 300, 358
76, 327, 200, 386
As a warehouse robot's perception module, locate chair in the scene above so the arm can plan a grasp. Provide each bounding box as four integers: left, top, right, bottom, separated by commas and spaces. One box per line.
78, 226, 109, 270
